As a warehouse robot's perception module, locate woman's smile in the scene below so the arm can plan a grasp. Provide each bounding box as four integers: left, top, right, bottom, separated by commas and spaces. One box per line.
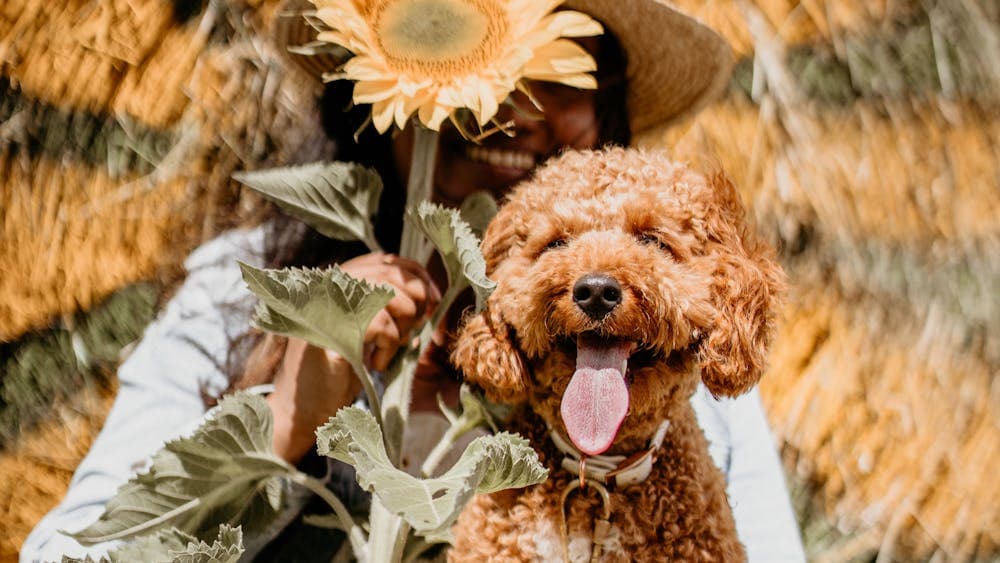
464, 145, 537, 172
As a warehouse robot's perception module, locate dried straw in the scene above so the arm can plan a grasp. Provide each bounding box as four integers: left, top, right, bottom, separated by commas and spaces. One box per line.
1, 0, 331, 549
667, 1, 1000, 558
0, 0, 332, 339
0, 384, 114, 563
765, 287, 998, 560
671, 0, 926, 58
0, 284, 157, 448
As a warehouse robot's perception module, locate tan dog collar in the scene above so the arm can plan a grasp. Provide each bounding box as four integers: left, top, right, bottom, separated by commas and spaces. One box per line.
551, 420, 671, 488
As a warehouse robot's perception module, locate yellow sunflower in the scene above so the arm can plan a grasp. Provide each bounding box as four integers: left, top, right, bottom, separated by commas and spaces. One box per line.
310, 0, 603, 133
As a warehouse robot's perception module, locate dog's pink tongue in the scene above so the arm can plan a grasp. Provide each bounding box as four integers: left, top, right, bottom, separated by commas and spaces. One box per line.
560, 337, 631, 456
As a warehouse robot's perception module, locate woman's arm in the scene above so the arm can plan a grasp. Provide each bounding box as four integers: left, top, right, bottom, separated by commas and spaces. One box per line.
692, 385, 806, 562
20, 228, 264, 562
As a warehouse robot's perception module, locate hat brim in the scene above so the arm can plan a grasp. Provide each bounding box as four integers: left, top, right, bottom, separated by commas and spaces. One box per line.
565, 0, 733, 136
272, 0, 733, 137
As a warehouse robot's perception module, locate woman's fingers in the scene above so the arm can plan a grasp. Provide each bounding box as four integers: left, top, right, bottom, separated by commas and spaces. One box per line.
341, 253, 442, 369
365, 309, 402, 371
391, 256, 442, 311
384, 291, 419, 341
376, 255, 441, 321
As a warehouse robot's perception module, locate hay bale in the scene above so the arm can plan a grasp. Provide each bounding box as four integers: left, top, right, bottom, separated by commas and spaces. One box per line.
1, 0, 332, 549
0, 0, 333, 339
0, 0, 175, 115
0, 384, 114, 562
668, 1, 1000, 559
764, 287, 998, 560
0, 284, 157, 448
0, 155, 190, 339
671, 0, 926, 58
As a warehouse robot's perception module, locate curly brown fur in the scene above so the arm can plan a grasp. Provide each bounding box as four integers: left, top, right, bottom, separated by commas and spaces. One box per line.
450, 148, 784, 562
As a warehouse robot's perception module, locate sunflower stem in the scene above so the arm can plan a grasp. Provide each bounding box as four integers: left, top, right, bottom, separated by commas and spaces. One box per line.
287, 470, 368, 559
399, 124, 439, 261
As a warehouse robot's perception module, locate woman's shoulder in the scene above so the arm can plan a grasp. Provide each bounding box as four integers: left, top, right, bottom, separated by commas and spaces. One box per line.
184, 224, 269, 272
691, 383, 735, 472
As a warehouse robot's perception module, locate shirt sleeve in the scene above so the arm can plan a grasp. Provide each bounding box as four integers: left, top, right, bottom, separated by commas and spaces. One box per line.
692, 385, 806, 563
19, 228, 265, 563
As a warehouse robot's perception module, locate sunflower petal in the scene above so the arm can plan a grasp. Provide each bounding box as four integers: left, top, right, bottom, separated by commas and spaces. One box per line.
456, 80, 480, 120
314, 7, 354, 28
527, 73, 597, 89
371, 99, 395, 133
320, 7, 362, 32
316, 30, 351, 47
497, 47, 534, 77
434, 85, 464, 112
393, 100, 407, 130
507, 0, 563, 35
418, 99, 453, 131
344, 56, 391, 81
353, 80, 399, 104
398, 76, 433, 97
526, 39, 597, 74
474, 81, 501, 126
542, 11, 603, 38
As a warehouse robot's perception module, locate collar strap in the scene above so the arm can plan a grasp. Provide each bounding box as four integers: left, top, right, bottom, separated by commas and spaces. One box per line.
550, 420, 670, 488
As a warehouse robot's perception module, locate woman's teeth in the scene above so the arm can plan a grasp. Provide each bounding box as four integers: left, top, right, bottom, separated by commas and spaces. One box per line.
466, 146, 535, 170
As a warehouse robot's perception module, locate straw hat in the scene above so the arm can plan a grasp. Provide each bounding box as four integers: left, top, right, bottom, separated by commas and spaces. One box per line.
272, 0, 733, 138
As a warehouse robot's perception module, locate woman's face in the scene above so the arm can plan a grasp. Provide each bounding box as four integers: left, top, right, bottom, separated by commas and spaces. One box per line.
392, 38, 602, 206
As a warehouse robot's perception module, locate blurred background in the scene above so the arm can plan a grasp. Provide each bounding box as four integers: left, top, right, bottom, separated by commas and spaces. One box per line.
0, 0, 996, 561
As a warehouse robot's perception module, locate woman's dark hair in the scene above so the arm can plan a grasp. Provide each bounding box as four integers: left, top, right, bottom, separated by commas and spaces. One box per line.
593, 30, 631, 148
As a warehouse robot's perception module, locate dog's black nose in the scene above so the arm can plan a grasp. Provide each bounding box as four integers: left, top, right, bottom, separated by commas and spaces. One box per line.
573, 274, 622, 320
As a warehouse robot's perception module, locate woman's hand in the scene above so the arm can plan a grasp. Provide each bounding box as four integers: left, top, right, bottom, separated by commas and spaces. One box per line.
411, 325, 462, 414
265, 253, 440, 463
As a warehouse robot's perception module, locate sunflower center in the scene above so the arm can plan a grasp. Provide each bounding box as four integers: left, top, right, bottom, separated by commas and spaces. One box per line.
374, 0, 508, 79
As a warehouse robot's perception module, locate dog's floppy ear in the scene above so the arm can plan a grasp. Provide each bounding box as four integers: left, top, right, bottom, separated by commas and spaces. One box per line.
479, 201, 521, 273
453, 199, 530, 403
697, 172, 786, 398
451, 298, 530, 405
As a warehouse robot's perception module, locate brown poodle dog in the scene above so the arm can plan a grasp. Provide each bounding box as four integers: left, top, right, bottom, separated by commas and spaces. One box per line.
449, 148, 784, 562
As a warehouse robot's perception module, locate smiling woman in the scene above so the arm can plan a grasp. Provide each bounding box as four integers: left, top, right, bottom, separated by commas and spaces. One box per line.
391, 66, 605, 206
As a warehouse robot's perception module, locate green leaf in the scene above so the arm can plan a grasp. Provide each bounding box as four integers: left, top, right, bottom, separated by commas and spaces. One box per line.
409, 202, 495, 310
239, 262, 394, 369
99, 526, 242, 563
104, 527, 193, 562
439, 385, 496, 434
458, 191, 498, 238
380, 344, 422, 462
316, 407, 547, 537
419, 385, 498, 478
69, 394, 291, 545
233, 162, 383, 250
166, 525, 244, 563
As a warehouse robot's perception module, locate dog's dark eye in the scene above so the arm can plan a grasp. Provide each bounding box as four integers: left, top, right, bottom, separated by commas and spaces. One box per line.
543, 238, 568, 252
638, 233, 675, 257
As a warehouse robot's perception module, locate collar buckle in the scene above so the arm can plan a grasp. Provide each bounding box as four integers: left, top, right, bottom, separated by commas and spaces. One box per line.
552, 419, 670, 488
